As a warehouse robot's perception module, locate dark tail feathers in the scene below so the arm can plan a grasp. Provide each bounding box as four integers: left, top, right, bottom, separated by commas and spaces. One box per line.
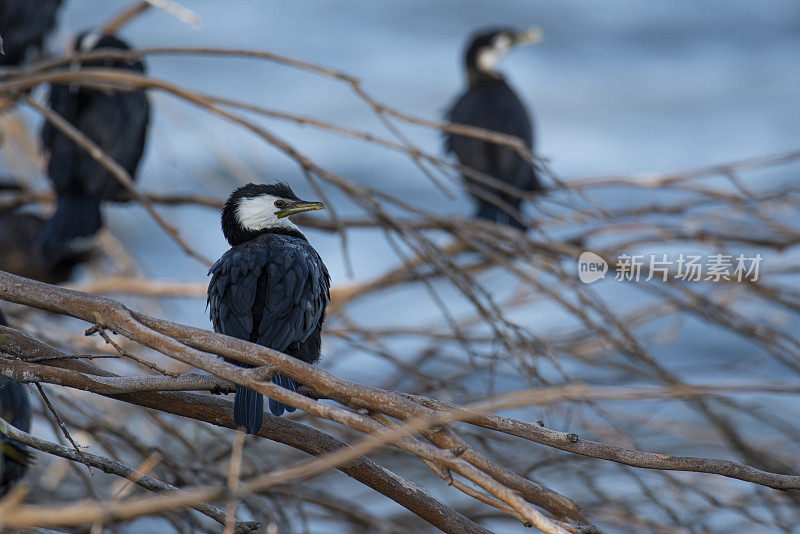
475, 201, 527, 231
233, 375, 297, 434
0, 442, 32, 497
234, 385, 264, 434
37, 196, 102, 262
268, 374, 297, 417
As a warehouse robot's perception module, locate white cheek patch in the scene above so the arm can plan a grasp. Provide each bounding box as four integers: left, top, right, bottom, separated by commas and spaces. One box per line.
71, 32, 102, 78
477, 35, 512, 72
237, 194, 298, 232
79, 32, 101, 52
477, 49, 500, 72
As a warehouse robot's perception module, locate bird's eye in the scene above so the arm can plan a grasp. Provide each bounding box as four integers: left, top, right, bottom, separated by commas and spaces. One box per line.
274, 200, 286, 208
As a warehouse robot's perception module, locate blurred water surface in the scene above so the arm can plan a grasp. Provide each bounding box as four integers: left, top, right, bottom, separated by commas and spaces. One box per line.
51, 1, 799, 251
60, 1, 799, 349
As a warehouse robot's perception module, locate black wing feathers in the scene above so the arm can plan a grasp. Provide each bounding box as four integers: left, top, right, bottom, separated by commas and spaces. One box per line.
209, 233, 329, 426
0, 376, 32, 497
74, 91, 150, 198
0, 0, 61, 66
42, 74, 150, 199
444, 78, 539, 192
208, 234, 329, 357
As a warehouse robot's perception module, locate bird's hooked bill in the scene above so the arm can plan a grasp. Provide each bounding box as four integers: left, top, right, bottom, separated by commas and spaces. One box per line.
276, 200, 326, 218
513, 27, 543, 46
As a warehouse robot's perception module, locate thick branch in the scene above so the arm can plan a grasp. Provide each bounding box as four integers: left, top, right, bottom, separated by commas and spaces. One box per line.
0, 321, 491, 534
0, 416, 257, 533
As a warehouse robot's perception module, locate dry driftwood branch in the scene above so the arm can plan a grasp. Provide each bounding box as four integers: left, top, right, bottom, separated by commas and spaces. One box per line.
72, 46, 538, 165
3, 271, 800, 531
0, 272, 592, 531
6, 51, 548, 207
0, 319, 492, 534
0, 345, 570, 532
100, 1, 152, 35
4, 272, 799, 499
1, 359, 233, 393
0, 416, 257, 533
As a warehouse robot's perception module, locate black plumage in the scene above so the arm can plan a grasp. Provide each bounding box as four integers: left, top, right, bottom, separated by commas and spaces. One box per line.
0, 210, 88, 284
444, 27, 543, 230
0, 310, 33, 497
208, 182, 330, 434
0, 0, 62, 67
38, 33, 150, 262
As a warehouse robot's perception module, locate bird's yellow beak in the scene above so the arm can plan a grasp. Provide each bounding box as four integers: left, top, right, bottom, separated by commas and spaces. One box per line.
276, 200, 326, 219
513, 27, 543, 46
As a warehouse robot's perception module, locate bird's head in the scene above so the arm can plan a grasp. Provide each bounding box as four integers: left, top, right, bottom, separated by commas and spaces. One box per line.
72, 32, 145, 73
464, 27, 541, 81
221, 182, 325, 246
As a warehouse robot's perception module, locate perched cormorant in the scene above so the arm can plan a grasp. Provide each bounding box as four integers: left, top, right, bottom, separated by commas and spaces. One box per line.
0, 309, 33, 497
208, 182, 330, 434
0, 210, 88, 284
38, 32, 150, 262
444, 27, 543, 230
0, 0, 62, 67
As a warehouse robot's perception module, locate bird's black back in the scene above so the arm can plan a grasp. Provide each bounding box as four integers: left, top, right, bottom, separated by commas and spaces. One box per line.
445, 77, 540, 192
445, 76, 542, 227
208, 232, 330, 364
40, 35, 150, 200
0, 312, 33, 497
209, 230, 330, 426
0, 0, 62, 66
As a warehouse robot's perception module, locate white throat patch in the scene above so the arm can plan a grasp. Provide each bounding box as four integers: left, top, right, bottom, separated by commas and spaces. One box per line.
477, 34, 512, 73
79, 32, 102, 52
236, 194, 298, 232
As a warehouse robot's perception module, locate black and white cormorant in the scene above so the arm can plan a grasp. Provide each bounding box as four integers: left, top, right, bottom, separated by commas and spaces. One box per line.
444, 27, 543, 230
0, 309, 33, 497
208, 182, 330, 434
0, 209, 88, 284
0, 0, 62, 67
38, 32, 150, 263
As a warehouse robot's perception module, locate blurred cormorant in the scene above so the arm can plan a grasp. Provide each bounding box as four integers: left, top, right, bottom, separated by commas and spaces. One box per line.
444, 27, 543, 230
0, 0, 62, 67
0, 309, 33, 497
0, 210, 88, 284
208, 182, 330, 434
38, 32, 149, 262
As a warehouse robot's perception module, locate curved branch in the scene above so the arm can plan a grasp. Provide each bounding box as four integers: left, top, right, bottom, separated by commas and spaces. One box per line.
0, 322, 491, 534
0, 416, 257, 533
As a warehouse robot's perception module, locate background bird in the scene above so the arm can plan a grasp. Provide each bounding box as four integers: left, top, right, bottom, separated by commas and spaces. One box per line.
0, 0, 62, 67
0, 210, 88, 284
208, 182, 330, 434
0, 309, 33, 497
38, 32, 150, 263
444, 27, 543, 230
